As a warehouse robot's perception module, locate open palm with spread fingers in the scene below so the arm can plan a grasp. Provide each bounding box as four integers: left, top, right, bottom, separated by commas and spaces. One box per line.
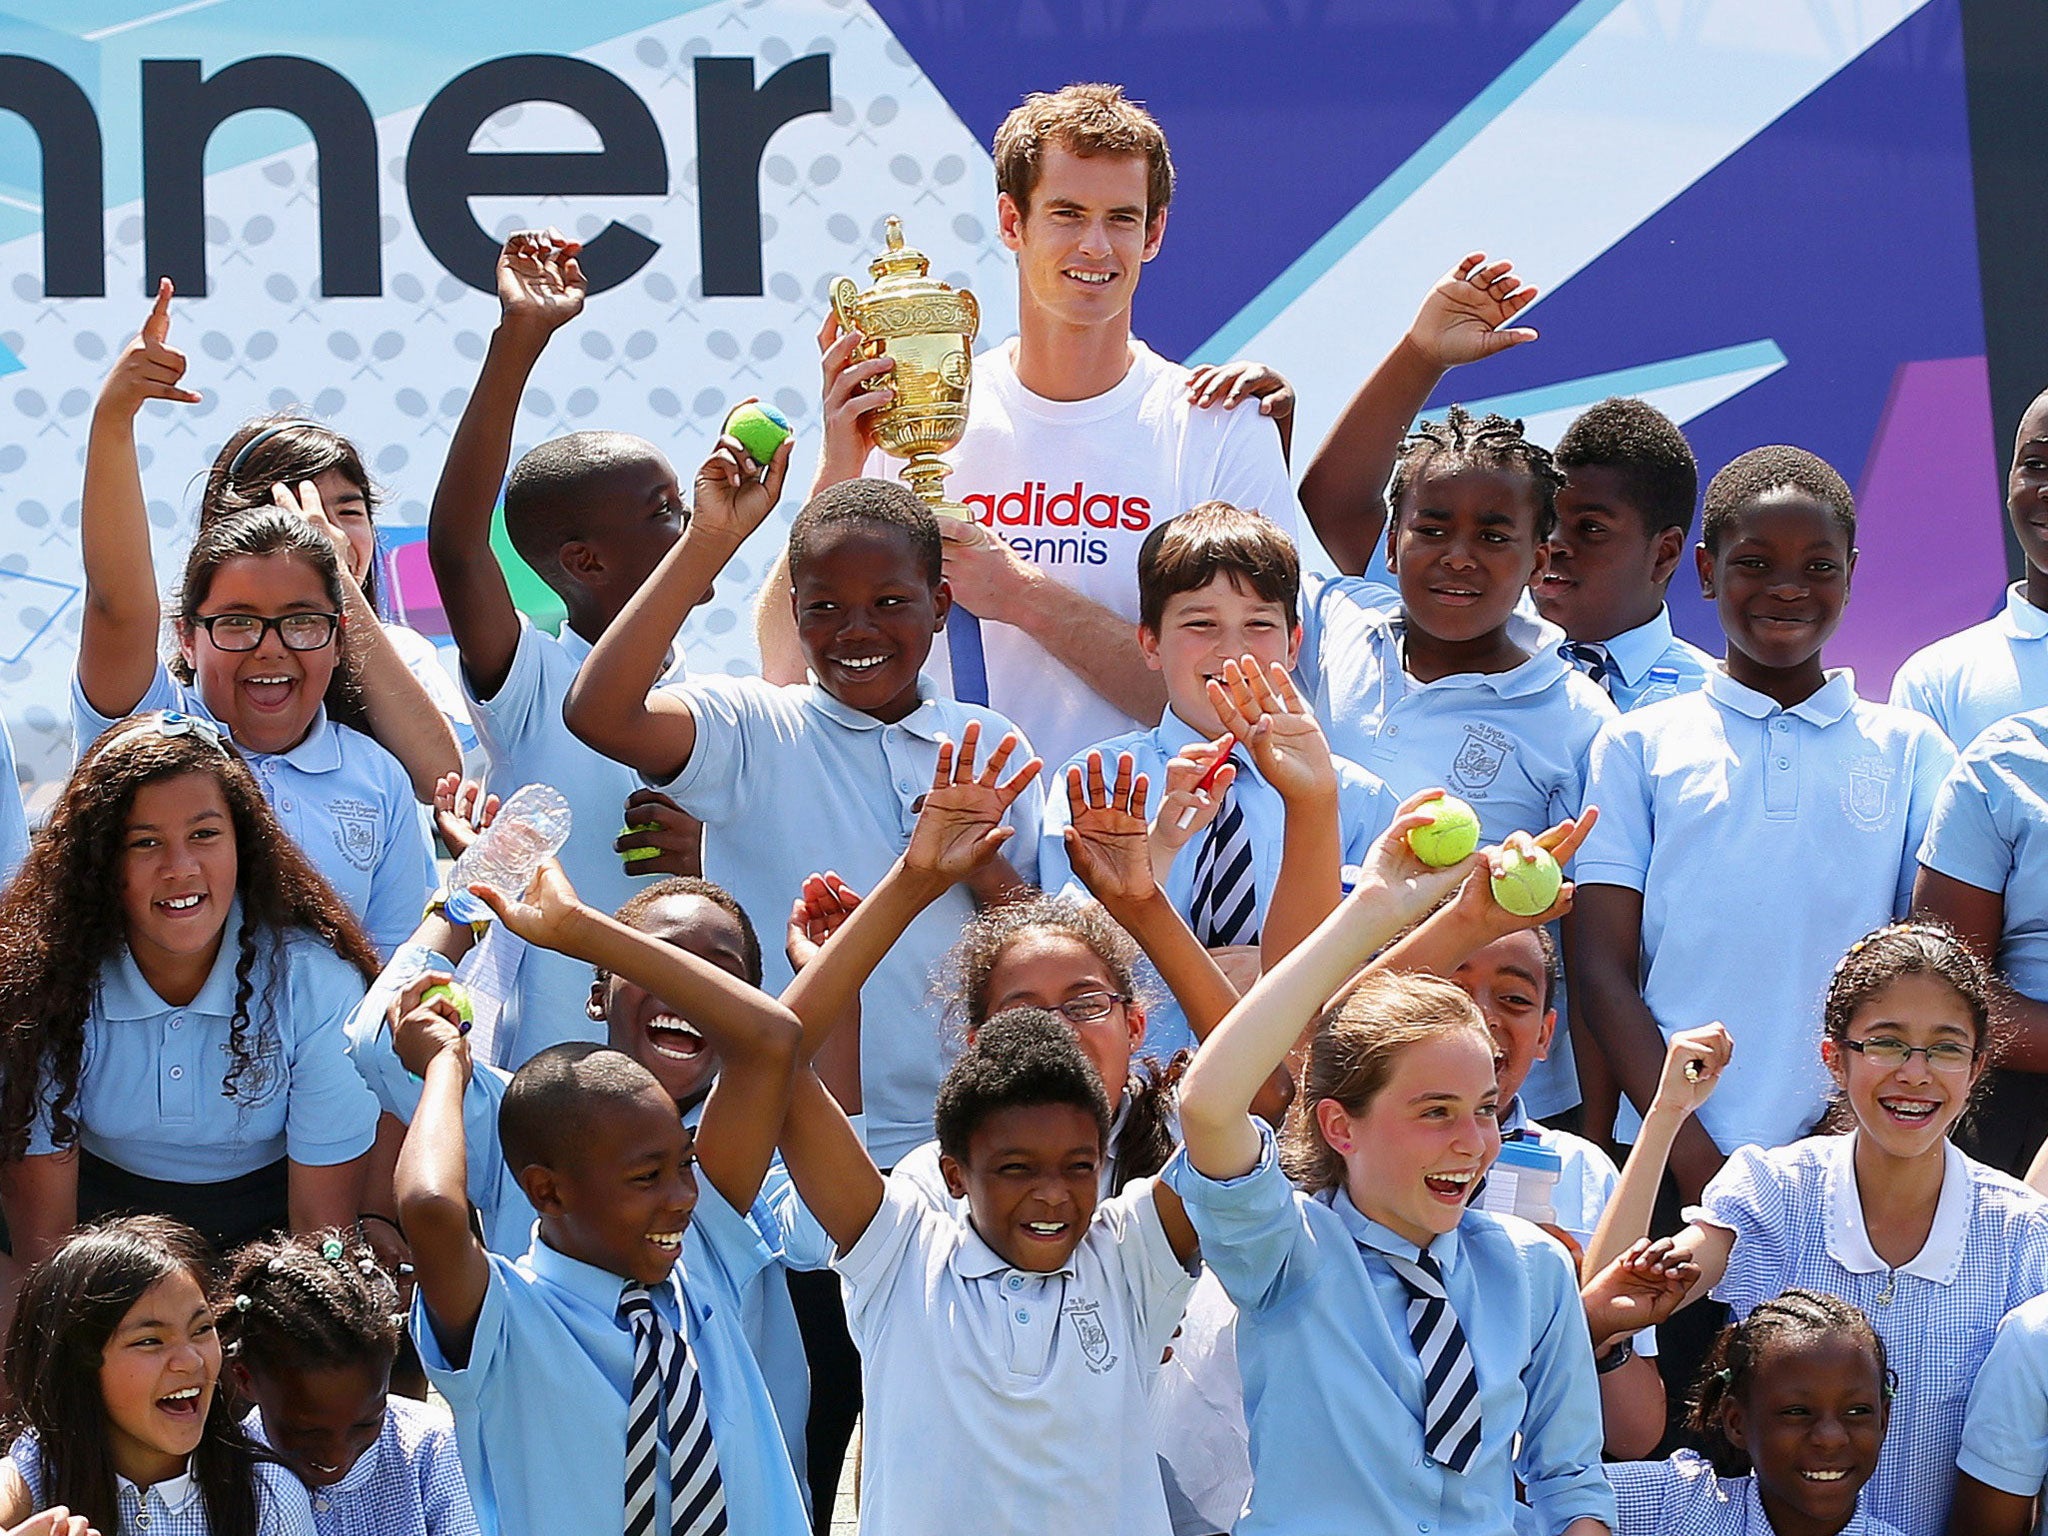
904, 722, 1042, 882
1064, 750, 1160, 905
1207, 656, 1338, 803
498, 227, 586, 331
1407, 252, 1540, 368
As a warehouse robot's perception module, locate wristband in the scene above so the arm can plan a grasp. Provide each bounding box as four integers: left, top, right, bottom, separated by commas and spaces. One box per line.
1594, 1339, 1635, 1375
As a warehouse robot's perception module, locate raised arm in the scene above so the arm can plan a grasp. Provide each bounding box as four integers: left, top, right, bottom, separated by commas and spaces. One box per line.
392, 984, 490, 1362
1299, 254, 1538, 576
564, 435, 789, 780
470, 860, 800, 1211
428, 231, 586, 701
79, 279, 202, 719
1177, 793, 1476, 1178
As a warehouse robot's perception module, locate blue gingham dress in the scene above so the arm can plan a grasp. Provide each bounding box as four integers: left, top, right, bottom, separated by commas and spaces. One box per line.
247, 1395, 478, 1536
1695, 1135, 2048, 1536
8, 1430, 314, 1534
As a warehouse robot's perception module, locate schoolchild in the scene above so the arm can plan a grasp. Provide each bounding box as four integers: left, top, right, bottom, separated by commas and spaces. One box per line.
1951, 1287, 2048, 1534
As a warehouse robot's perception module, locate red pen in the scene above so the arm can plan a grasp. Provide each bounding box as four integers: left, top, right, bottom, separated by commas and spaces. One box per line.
1176, 734, 1237, 831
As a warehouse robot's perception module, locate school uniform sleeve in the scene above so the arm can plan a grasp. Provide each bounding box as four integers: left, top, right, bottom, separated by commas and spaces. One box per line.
1896, 720, 1958, 915
1335, 755, 1397, 866
1294, 576, 1398, 718
1957, 1297, 2048, 1501
416, 1250, 517, 1407
1690, 1143, 1796, 1317
1603, 1452, 1720, 1535
256, 1456, 321, 1535
281, 938, 381, 1166
358, 746, 438, 958
660, 673, 782, 821
1575, 717, 1654, 890
70, 660, 184, 755
1161, 1121, 1321, 1313
757, 1156, 834, 1273
683, 1177, 776, 1314
1549, 681, 1619, 828
1917, 725, 2022, 896
1514, 1231, 1619, 1533
1094, 1177, 1199, 1362
1888, 652, 1954, 741
833, 1177, 943, 1345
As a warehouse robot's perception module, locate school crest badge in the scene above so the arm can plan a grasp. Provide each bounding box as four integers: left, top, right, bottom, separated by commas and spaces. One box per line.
1065, 1299, 1116, 1374
1449, 724, 1513, 794
1841, 758, 1895, 829
332, 801, 380, 871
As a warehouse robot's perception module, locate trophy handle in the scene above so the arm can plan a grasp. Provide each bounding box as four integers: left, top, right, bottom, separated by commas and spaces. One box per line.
830, 276, 860, 332
959, 288, 980, 344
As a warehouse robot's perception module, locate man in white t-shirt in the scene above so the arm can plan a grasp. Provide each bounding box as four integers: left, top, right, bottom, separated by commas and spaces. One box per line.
758, 83, 1301, 773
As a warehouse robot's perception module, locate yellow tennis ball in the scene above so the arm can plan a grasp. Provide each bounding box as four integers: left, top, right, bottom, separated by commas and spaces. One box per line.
725, 401, 791, 465
423, 982, 474, 1026
1407, 794, 1481, 867
1491, 844, 1563, 917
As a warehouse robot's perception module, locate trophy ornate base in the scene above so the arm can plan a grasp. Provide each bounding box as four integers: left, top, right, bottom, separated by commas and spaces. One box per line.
900, 454, 973, 519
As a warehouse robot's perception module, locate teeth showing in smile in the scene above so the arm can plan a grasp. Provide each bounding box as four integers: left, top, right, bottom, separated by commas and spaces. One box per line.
647, 1016, 705, 1061
837, 656, 886, 672
249, 675, 293, 685
163, 894, 202, 911
1025, 1221, 1066, 1235
1425, 1171, 1477, 1193
1801, 1470, 1848, 1483
647, 1231, 684, 1249
1881, 1098, 1937, 1122
160, 1386, 201, 1404
1065, 270, 1113, 284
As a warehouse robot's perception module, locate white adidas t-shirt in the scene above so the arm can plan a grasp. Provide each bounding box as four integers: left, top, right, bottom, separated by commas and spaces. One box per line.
866, 337, 1302, 774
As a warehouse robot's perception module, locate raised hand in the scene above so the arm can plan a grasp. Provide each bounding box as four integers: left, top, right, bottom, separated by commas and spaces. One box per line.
1350, 787, 1481, 922
1207, 657, 1338, 805
1063, 750, 1159, 906
904, 722, 1042, 883
692, 422, 790, 545
814, 311, 898, 487
787, 871, 863, 972
1185, 359, 1294, 421
271, 477, 353, 567
1651, 1022, 1733, 1119
1149, 736, 1235, 866
388, 970, 470, 1080
432, 773, 499, 858
616, 787, 702, 878
464, 857, 586, 950
99, 278, 202, 417
497, 229, 586, 333
1437, 808, 1599, 934
1404, 253, 1539, 370
1580, 1237, 1701, 1346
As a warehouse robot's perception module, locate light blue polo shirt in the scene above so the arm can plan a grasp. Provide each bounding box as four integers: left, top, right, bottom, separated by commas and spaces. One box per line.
1594, 606, 1716, 712
0, 708, 26, 884
1163, 1123, 1615, 1536
1957, 1290, 2048, 1530
1037, 709, 1396, 1056
1296, 576, 1616, 1116
30, 904, 379, 1181
417, 1214, 808, 1536
463, 617, 691, 1066
1917, 708, 2048, 1002
1578, 670, 1955, 1150
658, 673, 1045, 1168
72, 664, 434, 959
1891, 583, 2048, 747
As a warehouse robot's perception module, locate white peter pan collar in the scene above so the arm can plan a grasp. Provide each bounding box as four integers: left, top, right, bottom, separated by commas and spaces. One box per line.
1823, 1132, 1972, 1285
119, 1467, 199, 1512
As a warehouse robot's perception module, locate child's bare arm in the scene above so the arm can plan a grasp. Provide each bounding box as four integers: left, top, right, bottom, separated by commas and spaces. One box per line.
564, 436, 791, 780
79, 280, 201, 720
780, 1066, 886, 1253
429, 231, 586, 701
392, 985, 490, 1362
1583, 1025, 1731, 1281
470, 861, 800, 1211
1178, 793, 1476, 1179
1370, 812, 1598, 979
1947, 1475, 2037, 1536
1299, 254, 1537, 576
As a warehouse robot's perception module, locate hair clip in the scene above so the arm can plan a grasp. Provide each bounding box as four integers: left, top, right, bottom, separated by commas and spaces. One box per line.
267, 1256, 287, 1274
103, 710, 231, 759
320, 1238, 346, 1262
233, 1294, 252, 1312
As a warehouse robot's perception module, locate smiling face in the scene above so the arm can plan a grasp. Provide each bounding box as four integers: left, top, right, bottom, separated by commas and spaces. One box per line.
1388, 466, 1548, 647
308, 467, 376, 586
791, 522, 947, 724
1316, 1030, 1501, 1249
570, 449, 691, 619
120, 771, 238, 999
1535, 465, 1681, 641
981, 929, 1144, 1102
594, 892, 753, 1110
177, 551, 341, 755
1697, 491, 1854, 697
1825, 972, 1985, 1160
240, 1357, 388, 1490
1139, 573, 1301, 737
941, 1102, 1103, 1272
99, 1268, 221, 1488
1450, 929, 1556, 1107
1727, 1333, 1887, 1534
2007, 393, 2048, 581
530, 1087, 699, 1285
1000, 146, 1163, 338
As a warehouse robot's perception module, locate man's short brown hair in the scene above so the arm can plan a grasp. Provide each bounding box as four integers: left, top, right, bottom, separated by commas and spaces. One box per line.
993, 83, 1174, 223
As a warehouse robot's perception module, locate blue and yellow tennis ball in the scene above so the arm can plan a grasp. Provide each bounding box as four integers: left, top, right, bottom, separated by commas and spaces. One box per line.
423, 982, 474, 1028
1491, 844, 1563, 917
1407, 793, 1481, 867
725, 402, 791, 465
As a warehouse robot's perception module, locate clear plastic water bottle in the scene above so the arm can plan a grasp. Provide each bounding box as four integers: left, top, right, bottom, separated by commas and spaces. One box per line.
443, 783, 573, 924
1634, 665, 1683, 708
1477, 1138, 1563, 1226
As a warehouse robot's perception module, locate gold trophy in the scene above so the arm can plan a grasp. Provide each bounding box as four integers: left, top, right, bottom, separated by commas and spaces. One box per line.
831, 216, 980, 518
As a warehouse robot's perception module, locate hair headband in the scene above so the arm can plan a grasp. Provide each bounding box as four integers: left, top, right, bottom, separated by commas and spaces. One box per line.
101, 710, 230, 758
226, 418, 328, 482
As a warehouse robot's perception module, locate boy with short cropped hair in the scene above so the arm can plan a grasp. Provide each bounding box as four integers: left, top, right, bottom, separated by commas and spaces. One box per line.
565, 471, 1045, 1172
1891, 385, 2048, 746
1036, 501, 1393, 1050
1573, 447, 1955, 1201
428, 230, 718, 1063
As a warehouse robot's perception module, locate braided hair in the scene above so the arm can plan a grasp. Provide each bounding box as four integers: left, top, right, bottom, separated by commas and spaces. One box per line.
1389, 403, 1567, 541
221, 1230, 402, 1378
1687, 1289, 1891, 1476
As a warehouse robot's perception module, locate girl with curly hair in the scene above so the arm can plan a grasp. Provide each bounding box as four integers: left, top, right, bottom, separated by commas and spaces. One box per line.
0, 711, 383, 1273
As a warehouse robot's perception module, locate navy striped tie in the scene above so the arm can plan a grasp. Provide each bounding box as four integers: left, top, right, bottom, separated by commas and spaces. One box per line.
1365, 1245, 1483, 1473
620, 1282, 728, 1536
1562, 640, 1615, 696
1189, 775, 1259, 948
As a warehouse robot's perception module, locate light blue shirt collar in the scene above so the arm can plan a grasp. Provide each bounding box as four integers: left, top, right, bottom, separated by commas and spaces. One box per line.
1999, 582, 2048, 641
557, 620, 683, 684
1500, 1096, 1532, 1137
1154, 708, 1263, 783
1321, 1181, 1466, 1275
523, 1229, 703, 1326
951, 1218, 1081, 1283
1702, 667, 1859, 727
1600, 608, 1680, 689
100, 900, 249, 1020
801, 676, 954, 741
1391, 608, 1575, 701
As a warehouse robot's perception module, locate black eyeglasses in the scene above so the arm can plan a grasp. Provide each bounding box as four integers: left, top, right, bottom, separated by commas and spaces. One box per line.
1839, 1037, 1977, 1074
190, 612, 341, 652
1050, 991, 1130, 1026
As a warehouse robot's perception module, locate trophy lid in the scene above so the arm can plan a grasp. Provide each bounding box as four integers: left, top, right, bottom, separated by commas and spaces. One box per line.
867, 216, 931, 281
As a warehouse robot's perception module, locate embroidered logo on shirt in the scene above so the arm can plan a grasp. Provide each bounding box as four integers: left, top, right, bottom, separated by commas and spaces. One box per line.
1842, 758, 1896, 829
1449, 724, 1513, 794
331, 800, 381, 872
1064, 1299, 1116, 1374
